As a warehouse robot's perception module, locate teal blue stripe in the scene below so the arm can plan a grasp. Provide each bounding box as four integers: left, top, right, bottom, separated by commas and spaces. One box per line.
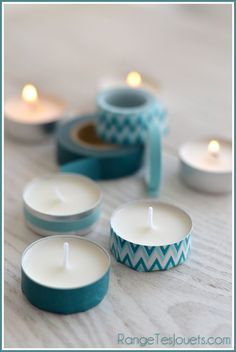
147, 121, 162, 196
24, 207, 101, 233
22, 267, 110, 314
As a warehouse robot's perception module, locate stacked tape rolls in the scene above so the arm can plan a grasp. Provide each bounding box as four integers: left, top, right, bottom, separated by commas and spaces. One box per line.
56, 88, 167, 193
95, 87, 167, 193
56, 115, 144, 180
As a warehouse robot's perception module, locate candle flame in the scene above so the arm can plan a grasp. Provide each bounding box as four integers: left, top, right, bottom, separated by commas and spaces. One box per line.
126, 71, 142, 88
21, 84, 38, 104
208, 140, 220, 158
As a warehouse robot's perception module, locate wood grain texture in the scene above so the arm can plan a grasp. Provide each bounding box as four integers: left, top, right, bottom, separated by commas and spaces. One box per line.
4, 4, 232, 348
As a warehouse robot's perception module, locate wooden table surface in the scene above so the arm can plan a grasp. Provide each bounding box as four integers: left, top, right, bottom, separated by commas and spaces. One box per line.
4, 4, 232, 349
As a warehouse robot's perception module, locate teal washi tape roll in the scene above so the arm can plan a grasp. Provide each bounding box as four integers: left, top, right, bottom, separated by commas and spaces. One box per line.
23, 173, 102, 236
96, 87, 168, 145
21, 236, 110, 314
110, 200, 192, 272
145, 120, 162, 197
56, 115, 144, 180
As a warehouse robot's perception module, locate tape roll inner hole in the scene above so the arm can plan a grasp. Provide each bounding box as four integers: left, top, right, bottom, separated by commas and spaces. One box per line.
72, 122, 118, 150
106, 90, 147, 108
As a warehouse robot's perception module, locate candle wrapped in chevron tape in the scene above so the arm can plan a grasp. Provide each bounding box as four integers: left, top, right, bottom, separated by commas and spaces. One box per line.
110, 200, 192, 272
96, 87, 168, 146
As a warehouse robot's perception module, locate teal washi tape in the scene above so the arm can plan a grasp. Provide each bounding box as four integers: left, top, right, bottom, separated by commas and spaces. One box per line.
145, 120, 162, 196
23, 173, 102, 236
96, 87, 168, 145
24, 206, 101, 235
21, 236, 110, 314
110, 200, 192, 272
56, 115, 144, 180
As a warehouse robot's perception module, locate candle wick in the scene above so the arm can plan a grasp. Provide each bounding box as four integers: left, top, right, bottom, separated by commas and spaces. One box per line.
55, 186, 66, 202
148, 206, 157, 230
63, 242, 69, 269
208, 140, 220, 159
211, 152, 219, 159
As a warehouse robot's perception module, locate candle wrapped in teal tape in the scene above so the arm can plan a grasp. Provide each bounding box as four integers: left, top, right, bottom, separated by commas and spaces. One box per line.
21, 236, 110, 314
23, 174, 102, 236
110, 200, 192, 272
56, 115, 144, 180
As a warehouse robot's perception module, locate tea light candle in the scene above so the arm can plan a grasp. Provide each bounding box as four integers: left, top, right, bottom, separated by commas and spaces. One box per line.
110, 200, 192, 272
23, 173, 102, 236
5, 84, 65, 142
99, 71, 160, 93
21, 236, 110, 314
179, 138, 232, 193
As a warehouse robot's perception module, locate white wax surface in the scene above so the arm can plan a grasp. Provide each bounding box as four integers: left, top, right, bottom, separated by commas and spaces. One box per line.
111, 201, 192, 246
23, 174, 101, 216
180, 139, 232, 172
4, 96, 64, 123
22, 237, 109, 288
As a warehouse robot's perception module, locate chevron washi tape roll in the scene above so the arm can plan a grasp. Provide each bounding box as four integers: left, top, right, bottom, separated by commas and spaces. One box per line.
110, 200, 192, 272
21, 236, 110, 314
56, 115, 144, 180
23, 174, 102, 236
96, 87, 168, 145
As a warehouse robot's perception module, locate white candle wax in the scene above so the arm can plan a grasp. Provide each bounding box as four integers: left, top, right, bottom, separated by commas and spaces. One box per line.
5, 96, 65, 124
22, 236, 110, 288
179, 139, 232, 172
111, 201, 192, 246
23, 174, 102, 216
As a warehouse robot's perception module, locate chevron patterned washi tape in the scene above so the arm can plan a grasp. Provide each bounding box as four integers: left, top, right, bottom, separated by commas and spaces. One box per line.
96, 87, 167, 145
110, 229, 191, 272
110, 200, 192, 272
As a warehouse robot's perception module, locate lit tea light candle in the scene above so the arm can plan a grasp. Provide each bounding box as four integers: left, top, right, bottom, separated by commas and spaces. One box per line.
21, 235, 110, 314
110, 200, 192, 272
179, 138, 232, 194
126, 71, 142, 88
21, 84, 39, 107
23, 173, 102, 236
98, 71, 160, 93
208, 139, 220, 158
4, 84, 65, 142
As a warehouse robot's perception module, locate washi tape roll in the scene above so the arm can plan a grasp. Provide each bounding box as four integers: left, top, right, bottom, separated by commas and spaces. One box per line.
110, 200, 192, 272
23, 173, 102, 236
145, 120, 162, 196
96, 87, 167, 145
21, 236, 110, 314
56, 115, 144, 180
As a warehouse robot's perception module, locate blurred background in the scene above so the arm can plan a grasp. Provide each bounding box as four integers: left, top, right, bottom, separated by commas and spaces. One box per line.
4, 4, 232, 144
4, 4, 232, 349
